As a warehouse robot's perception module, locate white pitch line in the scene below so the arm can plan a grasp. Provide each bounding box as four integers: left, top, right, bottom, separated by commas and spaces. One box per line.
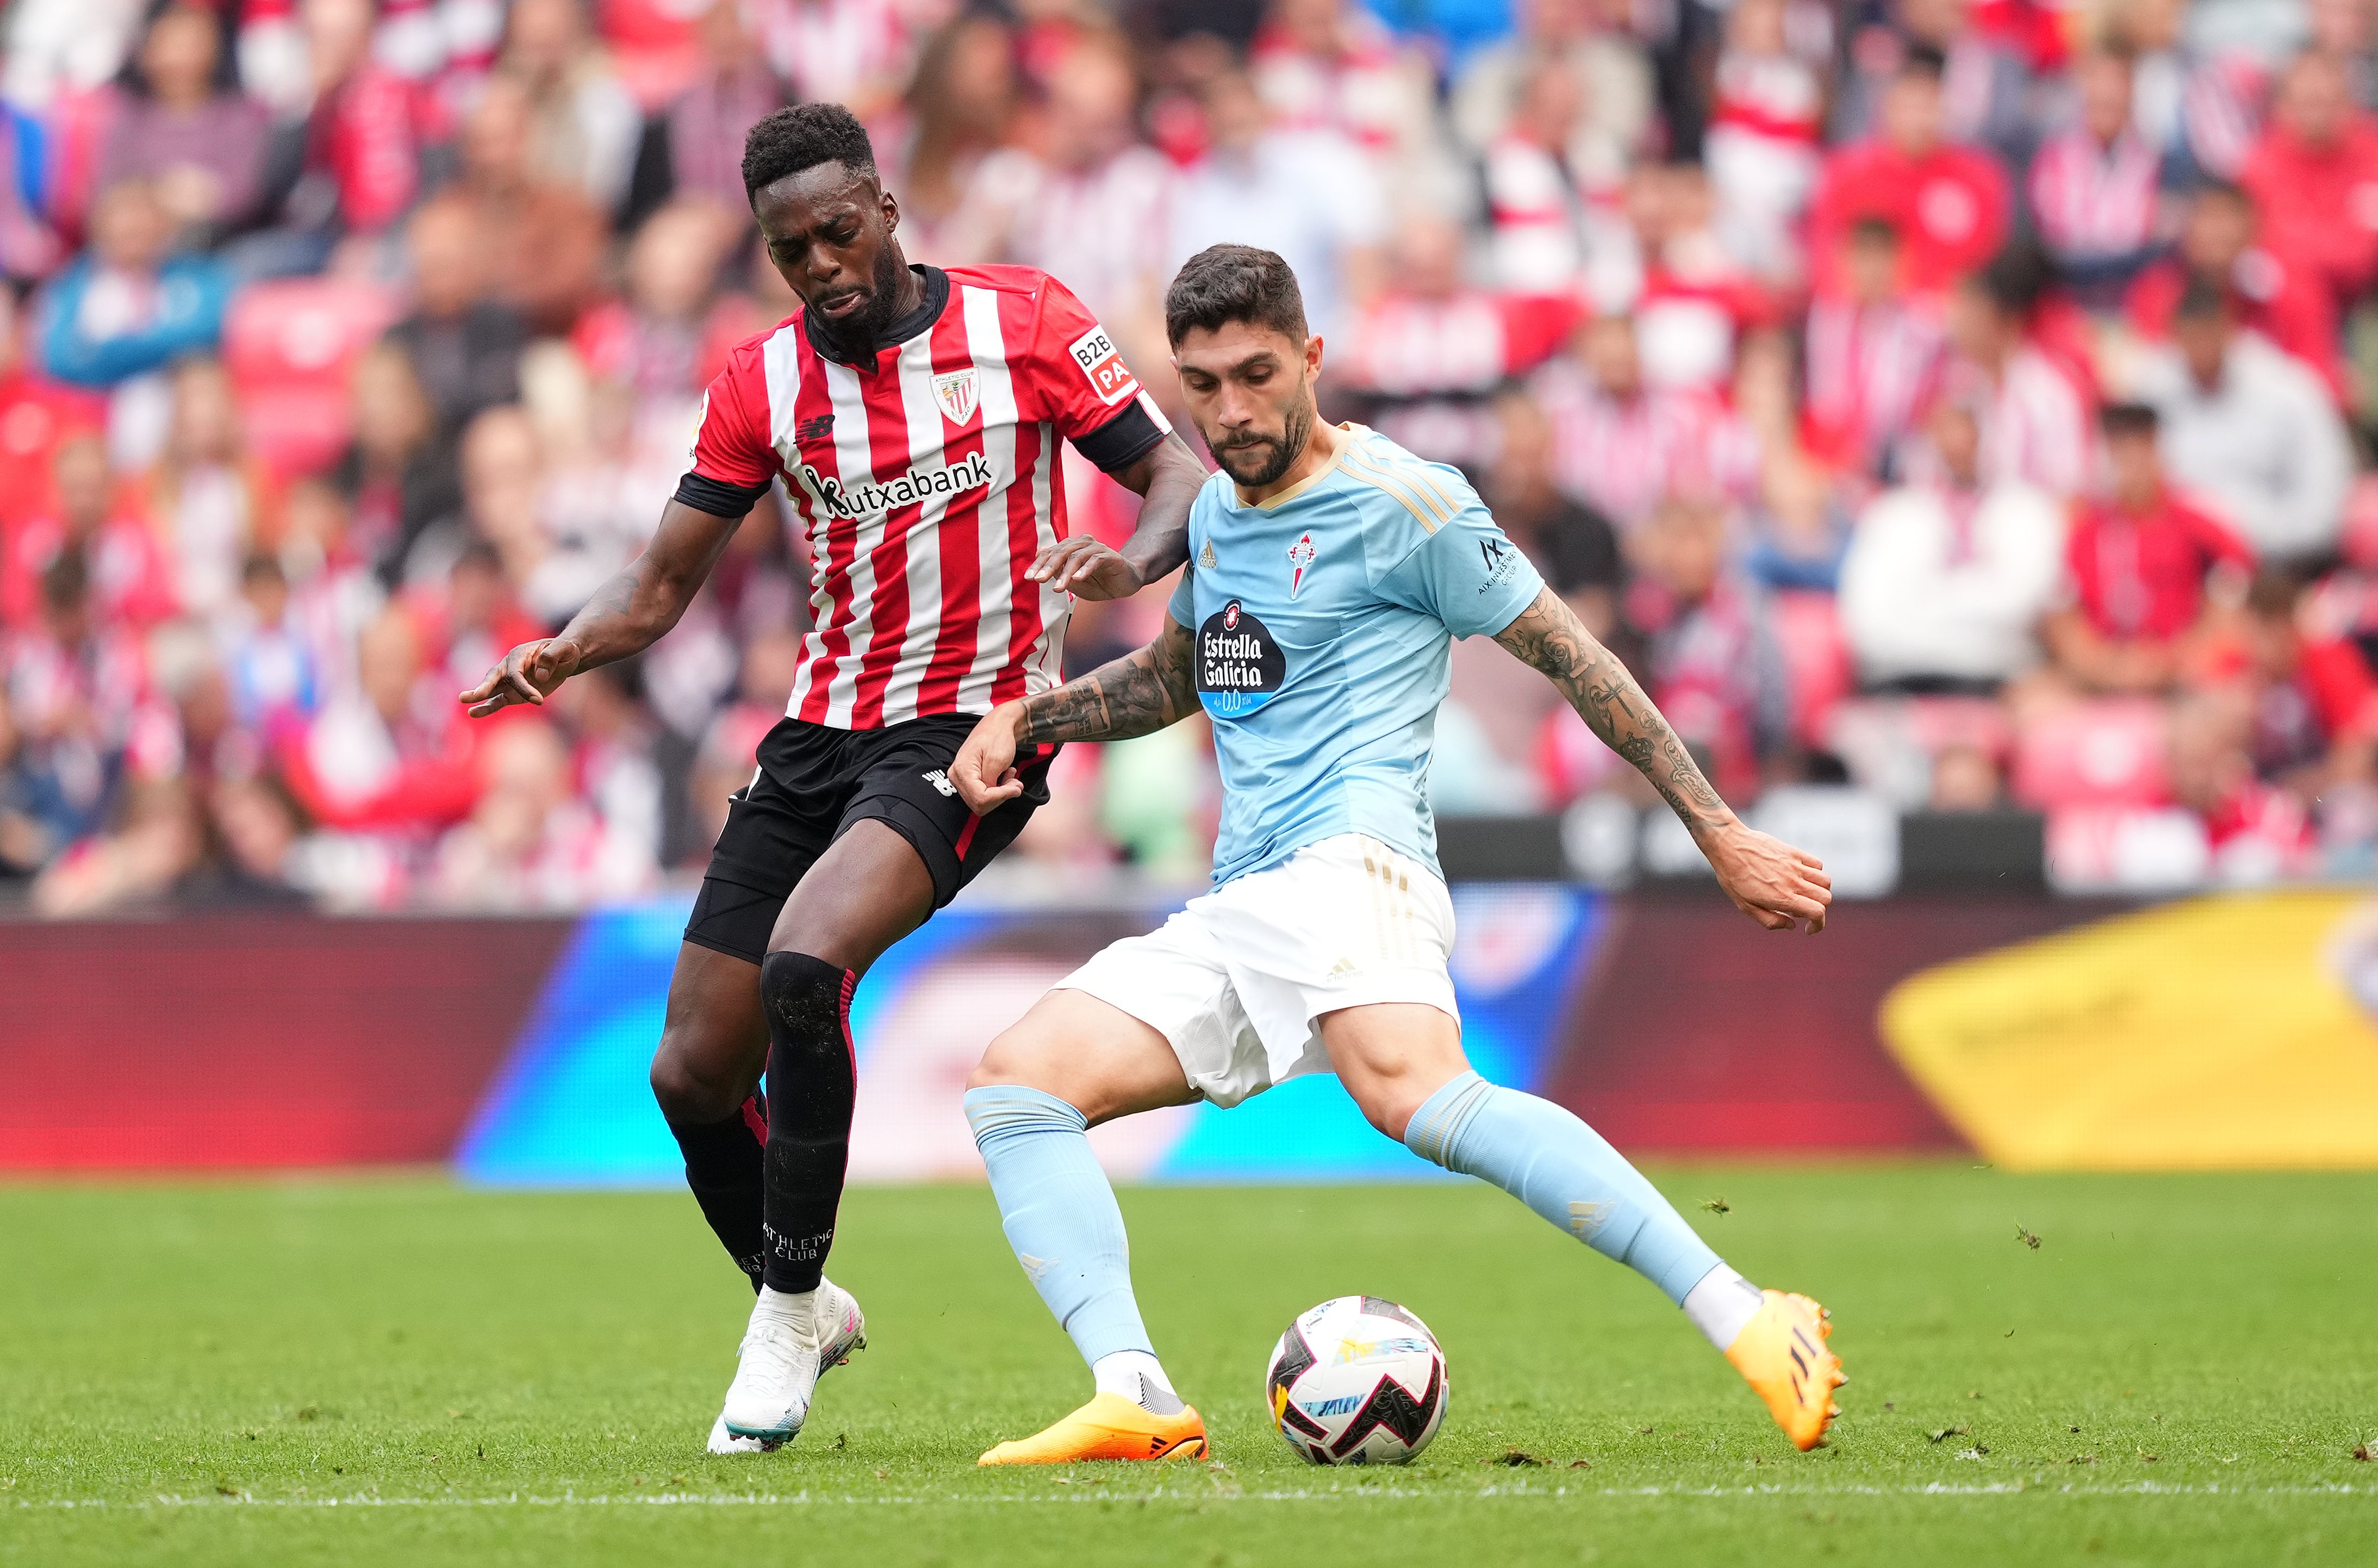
16, 1482, 2378, 1510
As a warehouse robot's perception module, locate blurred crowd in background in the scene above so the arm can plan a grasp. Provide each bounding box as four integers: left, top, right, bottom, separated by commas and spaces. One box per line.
2, 0, 2375, 914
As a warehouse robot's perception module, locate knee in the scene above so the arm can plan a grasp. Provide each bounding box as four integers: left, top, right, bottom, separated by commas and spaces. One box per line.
649, 1036, 742, 1126
967, 1026, 1047, 1095
758, 950, 851, 1059
1347, 1080, 1431, 1144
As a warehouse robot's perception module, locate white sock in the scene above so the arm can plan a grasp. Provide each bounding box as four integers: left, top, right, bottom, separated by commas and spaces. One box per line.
750, 1284, 816, 1341
1680, 1264, 1765, 1353
1092, 1349, 1183, 1414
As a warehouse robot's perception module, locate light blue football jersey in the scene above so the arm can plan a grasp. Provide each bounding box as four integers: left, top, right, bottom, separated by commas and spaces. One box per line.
1164, 424, 1546, 886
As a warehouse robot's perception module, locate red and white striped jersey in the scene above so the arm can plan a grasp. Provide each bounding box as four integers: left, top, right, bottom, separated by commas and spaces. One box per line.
1526, 358, 1760, 528
1803, 293, 1946, 472
2027, 128, 2163, 261
681, 264, 1168, 730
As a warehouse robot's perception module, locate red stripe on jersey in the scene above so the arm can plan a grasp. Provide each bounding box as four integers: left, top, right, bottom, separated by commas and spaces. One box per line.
916, 303, 988, 714
791, 362, 852, 725
848, 357, 920, 728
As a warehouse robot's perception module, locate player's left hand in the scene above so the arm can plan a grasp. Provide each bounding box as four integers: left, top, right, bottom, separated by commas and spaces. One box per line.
951, 701, 1028, 815
1029, 536, 1143, 600
1702, 820, 1832, 934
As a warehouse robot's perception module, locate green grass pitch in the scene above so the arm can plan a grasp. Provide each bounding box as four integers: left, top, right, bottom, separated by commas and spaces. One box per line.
4, 1166, 2375, 1566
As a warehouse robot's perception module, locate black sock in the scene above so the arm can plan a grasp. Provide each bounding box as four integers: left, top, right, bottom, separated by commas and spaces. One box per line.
665, 1093, 769, 1291
757, 951, 858, 1296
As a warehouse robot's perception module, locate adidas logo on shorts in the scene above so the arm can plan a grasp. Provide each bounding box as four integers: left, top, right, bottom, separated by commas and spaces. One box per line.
922, 769, 957, 798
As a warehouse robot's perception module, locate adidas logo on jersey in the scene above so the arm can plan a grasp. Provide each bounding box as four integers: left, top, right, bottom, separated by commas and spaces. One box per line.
795, 449, 994, 521
1199, 540, 1217, 569
922, 769, 957, 798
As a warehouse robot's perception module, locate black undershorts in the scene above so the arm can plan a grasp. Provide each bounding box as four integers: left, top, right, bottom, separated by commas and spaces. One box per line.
683, 713, 1055, 965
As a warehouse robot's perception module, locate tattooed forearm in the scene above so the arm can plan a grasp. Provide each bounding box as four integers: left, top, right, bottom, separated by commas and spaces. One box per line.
1017, 618, 1198, 744
1494, 587, 1730, 831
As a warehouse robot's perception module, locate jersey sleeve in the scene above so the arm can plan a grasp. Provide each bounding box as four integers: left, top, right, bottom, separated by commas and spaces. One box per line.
1166, 559, 1196, 626
1021, 275, 1169, 473
1377, 476, 1547, 639
673, 354, 779, 517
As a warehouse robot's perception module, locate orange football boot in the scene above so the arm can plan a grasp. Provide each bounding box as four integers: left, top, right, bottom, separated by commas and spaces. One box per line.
1723, 1289, 1846, 1451
977, 1393, 1209, 1466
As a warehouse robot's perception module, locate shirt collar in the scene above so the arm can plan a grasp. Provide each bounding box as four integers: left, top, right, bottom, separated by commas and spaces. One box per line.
1226, 422, 1359, 512
804, 264, 948, 366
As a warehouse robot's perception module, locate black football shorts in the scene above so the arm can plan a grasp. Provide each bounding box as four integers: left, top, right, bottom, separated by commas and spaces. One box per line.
682, 713, 1056, 965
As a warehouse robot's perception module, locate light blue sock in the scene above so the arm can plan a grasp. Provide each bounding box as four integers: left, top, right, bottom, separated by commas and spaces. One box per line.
1404, 1071, 1722, 1305
963, 1085, 1154, 1367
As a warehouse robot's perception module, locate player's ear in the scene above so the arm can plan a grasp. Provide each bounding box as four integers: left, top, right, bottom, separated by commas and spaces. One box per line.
879, 183, 899, 234
1304, 333, 1324, 379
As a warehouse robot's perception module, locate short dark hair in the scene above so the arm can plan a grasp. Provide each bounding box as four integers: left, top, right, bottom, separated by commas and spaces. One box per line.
1900, 42, 1949, 82
2194, 178, 2251, 211
1165, 244, 1308, 348
39, 547, 88, 613
2244, 564, 2306, 619
2100, 401, 2160, 438
2174, 273, 2233, 322
1848, 215, 1902, 248
453, 538, 505, 578
742, 104, 876, 203
1968, 240, 2056, 316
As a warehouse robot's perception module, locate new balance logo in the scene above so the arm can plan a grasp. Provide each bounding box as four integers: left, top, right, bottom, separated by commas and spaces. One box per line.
922, 769, 957, 798
796, 413, 835, 443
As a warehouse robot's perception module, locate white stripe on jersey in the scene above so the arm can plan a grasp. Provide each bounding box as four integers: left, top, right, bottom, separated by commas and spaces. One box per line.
816, 359, 882, 727
958, 284, 1019, 714
880, 331, 953, 726
761, 319, 807, 462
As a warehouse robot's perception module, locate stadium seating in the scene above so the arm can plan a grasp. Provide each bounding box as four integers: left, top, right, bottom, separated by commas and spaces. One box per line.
2012, 699, 2171, 811
222, 278, 403, 480
1770, 588, 1855, 752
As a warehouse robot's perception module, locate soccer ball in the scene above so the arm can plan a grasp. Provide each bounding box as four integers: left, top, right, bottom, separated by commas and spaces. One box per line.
1264, 1295, 1448, 1465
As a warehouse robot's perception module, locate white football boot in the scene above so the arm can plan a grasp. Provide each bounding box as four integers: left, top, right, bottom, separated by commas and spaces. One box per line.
706, 1410, 771, 1454
715, 1277, 867, 1447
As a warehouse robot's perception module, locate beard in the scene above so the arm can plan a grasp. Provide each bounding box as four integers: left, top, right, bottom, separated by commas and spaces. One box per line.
1210, 385, 1315, 488
849, 244, 914, 339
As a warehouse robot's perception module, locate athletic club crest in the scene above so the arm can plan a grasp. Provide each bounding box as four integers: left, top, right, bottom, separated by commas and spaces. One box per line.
931, 368, 980, 426
1287, 532, 1318, 598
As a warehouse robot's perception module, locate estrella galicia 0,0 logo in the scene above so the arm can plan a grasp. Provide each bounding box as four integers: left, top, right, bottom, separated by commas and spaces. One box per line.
1197, 599, 1285, 718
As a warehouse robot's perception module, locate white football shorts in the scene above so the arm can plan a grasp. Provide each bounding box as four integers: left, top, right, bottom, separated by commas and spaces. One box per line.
1055, 833, 1458, 1107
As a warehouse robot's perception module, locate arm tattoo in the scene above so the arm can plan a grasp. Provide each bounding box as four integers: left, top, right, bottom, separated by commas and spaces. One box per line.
1493, 587, 1731, 831
1017, 618, 1199, 744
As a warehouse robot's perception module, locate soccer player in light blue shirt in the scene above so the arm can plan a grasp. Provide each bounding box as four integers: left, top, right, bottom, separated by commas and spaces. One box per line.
948, 246, 1844, 1465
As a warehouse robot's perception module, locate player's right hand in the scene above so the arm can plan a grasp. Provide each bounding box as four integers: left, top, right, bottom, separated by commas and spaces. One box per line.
951, 702, 1029, 815
460, 638, 582, 717
1703, 821, 1833, 934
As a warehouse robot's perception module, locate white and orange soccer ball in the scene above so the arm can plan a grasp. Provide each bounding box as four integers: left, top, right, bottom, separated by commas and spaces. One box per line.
1264, 1295, 1449, 1465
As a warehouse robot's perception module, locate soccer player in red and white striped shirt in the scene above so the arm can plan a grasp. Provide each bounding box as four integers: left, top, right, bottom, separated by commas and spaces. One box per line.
459, 104, 1205, 1453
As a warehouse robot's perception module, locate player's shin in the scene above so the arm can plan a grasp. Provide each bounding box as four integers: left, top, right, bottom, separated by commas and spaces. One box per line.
1404, 1072, 1845, 1448
1401, 1072, 1742, 1321
663, 1094, 769, 1291
757, 953, 859, 1298
962, 1085, 1181, 1413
